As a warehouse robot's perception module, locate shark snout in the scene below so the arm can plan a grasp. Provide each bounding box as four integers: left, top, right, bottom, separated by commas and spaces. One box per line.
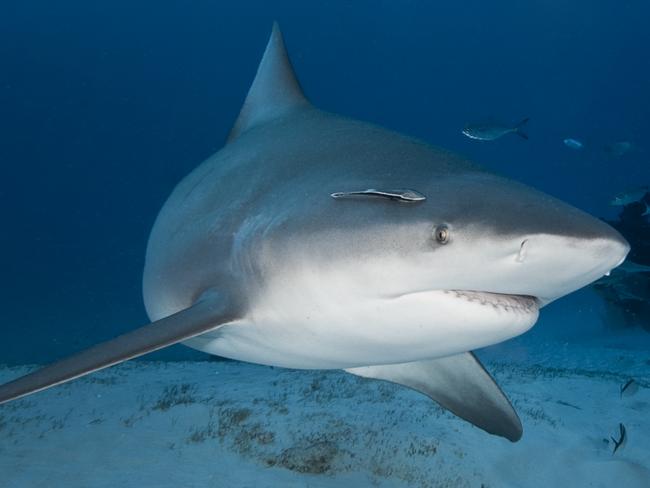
591, 234, 630, 269
573, 214, 630, 271
510, 226, 629, 306
520, 230, 628, 268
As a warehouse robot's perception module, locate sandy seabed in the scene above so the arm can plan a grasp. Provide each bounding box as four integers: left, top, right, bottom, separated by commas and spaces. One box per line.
1, 341, 648, 488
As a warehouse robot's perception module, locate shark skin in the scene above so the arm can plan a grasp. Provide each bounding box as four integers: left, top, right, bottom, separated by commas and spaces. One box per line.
0, 24, 629, 442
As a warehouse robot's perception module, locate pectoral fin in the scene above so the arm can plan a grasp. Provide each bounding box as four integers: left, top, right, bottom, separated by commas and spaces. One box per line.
346, 352, 522, 442
0, 291, 240, 405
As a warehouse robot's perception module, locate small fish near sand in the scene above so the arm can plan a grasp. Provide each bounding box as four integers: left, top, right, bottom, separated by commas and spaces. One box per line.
620, 379, 639, 398
611, 423, 627, 454
462, 118, 529, 141
563, 138, 583, 150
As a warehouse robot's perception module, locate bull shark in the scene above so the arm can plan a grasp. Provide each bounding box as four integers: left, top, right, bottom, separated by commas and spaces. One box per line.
0, 24, 629, 442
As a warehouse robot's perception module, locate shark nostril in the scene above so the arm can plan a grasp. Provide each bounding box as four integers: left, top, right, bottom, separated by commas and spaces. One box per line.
516, 239, 529, 263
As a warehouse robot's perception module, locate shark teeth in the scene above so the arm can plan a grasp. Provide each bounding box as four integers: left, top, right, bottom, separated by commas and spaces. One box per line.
449, 290, 538, 314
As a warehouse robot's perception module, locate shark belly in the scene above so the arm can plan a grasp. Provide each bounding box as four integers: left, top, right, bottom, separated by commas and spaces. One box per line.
183, 289, 539, 369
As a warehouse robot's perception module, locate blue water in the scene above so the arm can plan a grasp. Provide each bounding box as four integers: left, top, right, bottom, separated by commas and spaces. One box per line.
0, 3, 648, 362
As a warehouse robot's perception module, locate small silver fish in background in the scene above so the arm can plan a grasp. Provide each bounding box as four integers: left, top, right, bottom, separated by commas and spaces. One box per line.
611, 423, 627, 454
620, 378, 639, 398
617, 260, 650, 274
593, 259, 650, 299
610, 186, 649, 206
462, 118, 529, 141
605, 141, 634, 158
563, 138, 583, 150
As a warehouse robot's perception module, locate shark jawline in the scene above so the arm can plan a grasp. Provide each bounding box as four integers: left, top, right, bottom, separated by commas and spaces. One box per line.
435, 289, 539, 313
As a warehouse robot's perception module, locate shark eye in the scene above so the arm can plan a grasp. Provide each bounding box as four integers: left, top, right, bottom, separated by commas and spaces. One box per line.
434, 225, 450, 244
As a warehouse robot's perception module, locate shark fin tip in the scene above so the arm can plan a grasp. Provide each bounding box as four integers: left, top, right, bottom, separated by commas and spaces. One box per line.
227, 22, 310, 143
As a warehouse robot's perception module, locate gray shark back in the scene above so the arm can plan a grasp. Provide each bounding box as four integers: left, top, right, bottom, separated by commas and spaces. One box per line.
143, 107, 481, 320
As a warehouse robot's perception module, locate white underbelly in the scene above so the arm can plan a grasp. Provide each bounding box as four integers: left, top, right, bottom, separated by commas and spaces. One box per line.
182, 290, 539, 369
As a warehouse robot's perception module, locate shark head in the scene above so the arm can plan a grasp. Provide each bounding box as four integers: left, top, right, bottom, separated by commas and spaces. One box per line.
249, 164, 629, 367
366, 172, 631, 308
275, 172, 630, 303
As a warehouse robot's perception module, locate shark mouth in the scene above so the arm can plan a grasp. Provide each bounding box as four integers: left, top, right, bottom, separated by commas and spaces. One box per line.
444, 290, 539, 314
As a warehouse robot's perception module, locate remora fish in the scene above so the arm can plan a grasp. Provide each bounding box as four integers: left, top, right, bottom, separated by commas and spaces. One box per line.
0, 24, 630, 442
462, 118, 529, 141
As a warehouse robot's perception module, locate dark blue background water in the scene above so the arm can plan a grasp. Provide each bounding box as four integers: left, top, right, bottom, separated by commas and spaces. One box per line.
1, 1, 649, 364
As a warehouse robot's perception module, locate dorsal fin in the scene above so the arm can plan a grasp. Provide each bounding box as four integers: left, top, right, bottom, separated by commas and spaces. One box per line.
227, 22, 309, 142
